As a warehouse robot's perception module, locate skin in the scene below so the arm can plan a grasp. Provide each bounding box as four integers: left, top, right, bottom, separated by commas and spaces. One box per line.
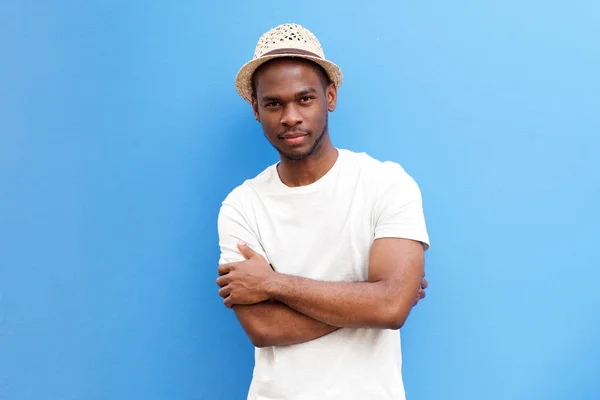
251, 58, 339, 187
220, 245, 341, 348
217, 58, 427, 348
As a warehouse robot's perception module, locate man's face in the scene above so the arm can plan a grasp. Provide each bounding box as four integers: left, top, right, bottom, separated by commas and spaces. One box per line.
251, 58, 337, 161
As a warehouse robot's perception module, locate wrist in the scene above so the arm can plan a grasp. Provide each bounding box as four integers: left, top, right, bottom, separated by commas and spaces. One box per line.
265, 271, 286, 300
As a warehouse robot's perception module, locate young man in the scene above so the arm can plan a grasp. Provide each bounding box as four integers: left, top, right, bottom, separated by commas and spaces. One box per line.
216, 23, 430, 400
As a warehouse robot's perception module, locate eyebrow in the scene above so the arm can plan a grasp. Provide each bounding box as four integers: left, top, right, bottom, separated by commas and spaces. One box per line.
296, 87, 318, 97
261, 94, 281, 102
260, 87, 318, 102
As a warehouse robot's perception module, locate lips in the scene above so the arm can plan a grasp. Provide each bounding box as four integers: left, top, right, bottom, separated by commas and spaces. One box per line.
279, 131, 308, 145
281, 134, 308, 145
281, 134, 306, 139
279, 131, 308, 139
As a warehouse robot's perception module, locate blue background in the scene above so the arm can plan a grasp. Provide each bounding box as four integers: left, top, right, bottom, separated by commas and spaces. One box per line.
1, 1, 599, 399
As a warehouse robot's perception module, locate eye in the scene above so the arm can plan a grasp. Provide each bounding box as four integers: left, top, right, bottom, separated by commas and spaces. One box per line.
299, 96, 314, 103
264, 102, 280, 108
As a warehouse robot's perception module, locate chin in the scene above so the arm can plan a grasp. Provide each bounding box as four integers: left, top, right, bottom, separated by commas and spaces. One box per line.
279, 147, 309, 161
285, 152, 311, 161
270, 129, 325, 161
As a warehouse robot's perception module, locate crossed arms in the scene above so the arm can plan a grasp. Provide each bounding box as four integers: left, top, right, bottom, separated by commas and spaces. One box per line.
216, 238, 427, 348
217, 166, 429, 348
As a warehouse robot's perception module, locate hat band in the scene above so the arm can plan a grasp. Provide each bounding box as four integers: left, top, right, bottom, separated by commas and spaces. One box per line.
260, 48, 322, 59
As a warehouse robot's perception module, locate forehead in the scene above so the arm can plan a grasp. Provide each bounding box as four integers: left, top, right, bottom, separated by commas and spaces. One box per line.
253, 58, 324, 94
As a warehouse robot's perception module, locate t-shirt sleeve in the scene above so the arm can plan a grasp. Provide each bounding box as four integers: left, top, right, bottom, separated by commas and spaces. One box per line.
217, 194, 270, 265
373, 162, 430, 251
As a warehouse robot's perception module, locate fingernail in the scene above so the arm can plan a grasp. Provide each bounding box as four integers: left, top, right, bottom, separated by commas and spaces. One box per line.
238, 240, 246, 246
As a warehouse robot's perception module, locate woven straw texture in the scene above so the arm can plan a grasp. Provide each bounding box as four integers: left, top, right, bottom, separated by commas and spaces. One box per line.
235, 23, 343, 103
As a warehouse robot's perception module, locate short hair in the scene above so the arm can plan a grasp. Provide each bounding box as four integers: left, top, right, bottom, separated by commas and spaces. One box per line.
251, 57, 331, 99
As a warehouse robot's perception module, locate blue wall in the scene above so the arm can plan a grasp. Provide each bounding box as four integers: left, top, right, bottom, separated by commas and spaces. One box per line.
1, 1, 599, 399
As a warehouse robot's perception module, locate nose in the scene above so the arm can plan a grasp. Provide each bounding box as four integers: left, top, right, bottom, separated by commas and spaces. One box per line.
280, 103, 303, 127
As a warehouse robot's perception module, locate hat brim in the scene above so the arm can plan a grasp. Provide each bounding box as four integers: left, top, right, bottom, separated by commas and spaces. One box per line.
235, 54, 343, 103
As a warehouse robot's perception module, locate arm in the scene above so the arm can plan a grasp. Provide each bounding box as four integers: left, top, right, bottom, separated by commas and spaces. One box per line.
217, 201, 338, 347
230, 301, 338, 348
219, 164, 430, 330
266, 237, 424, 330
266, 164, 429, 329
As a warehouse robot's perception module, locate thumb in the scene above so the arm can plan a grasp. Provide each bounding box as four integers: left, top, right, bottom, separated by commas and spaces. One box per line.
237, 240, 256, 260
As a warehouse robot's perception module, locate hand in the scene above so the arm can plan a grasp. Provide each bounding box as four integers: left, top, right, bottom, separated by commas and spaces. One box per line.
413, 275, 428, 307
217, 241, 274, 308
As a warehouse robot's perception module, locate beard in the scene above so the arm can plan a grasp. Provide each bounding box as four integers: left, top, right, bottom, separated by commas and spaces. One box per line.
267, 115, 328, 161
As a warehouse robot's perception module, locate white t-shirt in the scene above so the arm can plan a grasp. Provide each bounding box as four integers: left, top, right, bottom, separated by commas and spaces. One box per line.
217, 148, 430, 400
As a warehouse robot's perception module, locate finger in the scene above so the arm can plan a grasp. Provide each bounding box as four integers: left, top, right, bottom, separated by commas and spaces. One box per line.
217, 263, 235, 276
224, 296, 234, 308
219, 285, 232, 299
237, 241, 256, 260
216, 275, 229, 287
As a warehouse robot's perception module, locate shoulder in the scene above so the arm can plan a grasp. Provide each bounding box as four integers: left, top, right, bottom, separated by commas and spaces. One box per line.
217, 167, 272, 236
221, 163, 277, 208
340, 148, 418, 190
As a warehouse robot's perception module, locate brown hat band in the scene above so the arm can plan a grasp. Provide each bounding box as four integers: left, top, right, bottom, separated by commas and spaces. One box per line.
261, 48, 322, 58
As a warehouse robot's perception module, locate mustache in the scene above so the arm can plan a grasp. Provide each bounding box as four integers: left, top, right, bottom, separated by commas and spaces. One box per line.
278, 129, 309, 138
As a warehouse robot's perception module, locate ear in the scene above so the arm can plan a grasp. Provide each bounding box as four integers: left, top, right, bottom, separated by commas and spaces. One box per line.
326, 83, 338, 112
251, 97, 260, 121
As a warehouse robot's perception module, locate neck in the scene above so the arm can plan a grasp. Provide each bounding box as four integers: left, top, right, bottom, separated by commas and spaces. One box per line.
277, 136, 338, 187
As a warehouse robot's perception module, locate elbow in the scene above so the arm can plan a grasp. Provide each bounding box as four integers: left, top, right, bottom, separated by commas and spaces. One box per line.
249, 331, 271, 348
386, 318, 407, 331
236, 305, 281, 348
380, 303, 411, 330
250, 336, 270, 348
245, 324, 274, 348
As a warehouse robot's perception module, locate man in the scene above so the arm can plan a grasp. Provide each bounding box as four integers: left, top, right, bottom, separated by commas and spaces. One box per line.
216, 23, 430, 400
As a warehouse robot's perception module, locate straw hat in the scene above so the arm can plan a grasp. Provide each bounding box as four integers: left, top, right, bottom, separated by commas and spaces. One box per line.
235, 23, 343, 103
